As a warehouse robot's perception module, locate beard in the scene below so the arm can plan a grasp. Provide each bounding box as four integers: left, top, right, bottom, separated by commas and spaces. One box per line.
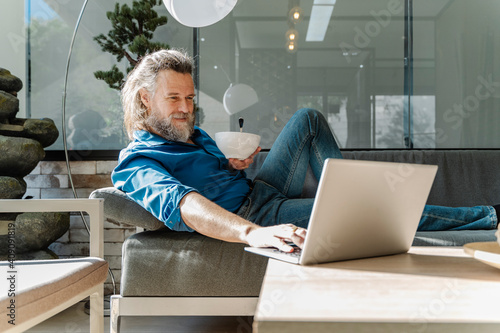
145, 111, 195, 142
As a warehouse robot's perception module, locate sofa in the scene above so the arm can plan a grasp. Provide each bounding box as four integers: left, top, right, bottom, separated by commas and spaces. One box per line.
90, 149, 500, 332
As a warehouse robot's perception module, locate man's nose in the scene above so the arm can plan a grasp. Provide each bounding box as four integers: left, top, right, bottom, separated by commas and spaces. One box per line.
178, 100, 190, 113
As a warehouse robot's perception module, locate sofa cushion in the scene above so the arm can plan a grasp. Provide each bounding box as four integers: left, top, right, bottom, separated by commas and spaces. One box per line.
342, 150, 500, 207
90, 187, 165, 230
253, 150, 500, 206
120, 229, 269, 297
413, 230, 497, 246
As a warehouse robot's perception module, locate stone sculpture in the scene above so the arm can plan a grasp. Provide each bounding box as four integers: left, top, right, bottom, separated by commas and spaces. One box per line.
0, 68, 69, 260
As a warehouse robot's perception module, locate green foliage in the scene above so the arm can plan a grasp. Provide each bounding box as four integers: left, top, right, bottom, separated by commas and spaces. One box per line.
94, 65, 124, 90
93, 0, 169, 90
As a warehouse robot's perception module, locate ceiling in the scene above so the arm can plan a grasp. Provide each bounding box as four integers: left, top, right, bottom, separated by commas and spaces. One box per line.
208, 0, 452, 69
45, 0, 453, 68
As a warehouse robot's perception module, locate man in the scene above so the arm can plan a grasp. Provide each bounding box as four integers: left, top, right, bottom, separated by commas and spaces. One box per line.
112, 49, 499, 252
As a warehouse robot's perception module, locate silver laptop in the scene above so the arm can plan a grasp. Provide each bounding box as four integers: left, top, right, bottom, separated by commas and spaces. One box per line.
245, 158, 438, 265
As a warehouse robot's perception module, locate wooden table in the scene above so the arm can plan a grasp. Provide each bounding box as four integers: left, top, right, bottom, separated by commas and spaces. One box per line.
253, 246, 500, 333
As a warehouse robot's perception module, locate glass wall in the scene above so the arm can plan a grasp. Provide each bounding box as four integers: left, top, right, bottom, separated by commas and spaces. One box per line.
413, 0, 500, 148
23, 0, 192, 155
6, 0, 500, 153
200, 0, 406, 149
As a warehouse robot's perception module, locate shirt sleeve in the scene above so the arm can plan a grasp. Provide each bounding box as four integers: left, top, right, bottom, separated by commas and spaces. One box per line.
111, 155, 197, 232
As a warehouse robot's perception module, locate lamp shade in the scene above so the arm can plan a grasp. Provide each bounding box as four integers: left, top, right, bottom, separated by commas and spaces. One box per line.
163, 0, 238, 27
223, 83, 258, 115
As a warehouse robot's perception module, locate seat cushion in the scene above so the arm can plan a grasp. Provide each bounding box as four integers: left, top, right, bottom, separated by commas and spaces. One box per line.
0, 258, 108, 331
413, 230, 497, 246
90, 187, 165, 230
121, 229, 269, 297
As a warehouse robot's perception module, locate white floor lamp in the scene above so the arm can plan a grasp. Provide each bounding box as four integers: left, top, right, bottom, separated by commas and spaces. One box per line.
162, 0, 238, 27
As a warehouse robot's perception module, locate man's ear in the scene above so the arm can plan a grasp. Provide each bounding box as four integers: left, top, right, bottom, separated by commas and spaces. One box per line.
139, 88, 150, 108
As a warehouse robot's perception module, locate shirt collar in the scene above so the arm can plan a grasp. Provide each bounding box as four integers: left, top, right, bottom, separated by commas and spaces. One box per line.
133, 128, 202, 146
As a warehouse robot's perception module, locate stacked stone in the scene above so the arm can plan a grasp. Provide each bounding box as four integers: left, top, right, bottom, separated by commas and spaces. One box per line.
0, 68, 69, 260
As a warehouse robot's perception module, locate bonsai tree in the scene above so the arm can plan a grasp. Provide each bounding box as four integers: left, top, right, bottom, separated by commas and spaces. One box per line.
93, 0, 169, 90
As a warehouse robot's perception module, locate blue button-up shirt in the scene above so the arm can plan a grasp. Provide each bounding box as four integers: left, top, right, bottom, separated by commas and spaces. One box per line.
112, 128, 252, 231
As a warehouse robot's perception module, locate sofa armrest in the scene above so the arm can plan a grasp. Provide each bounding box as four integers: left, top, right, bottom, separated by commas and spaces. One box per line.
90, 187, 166, 231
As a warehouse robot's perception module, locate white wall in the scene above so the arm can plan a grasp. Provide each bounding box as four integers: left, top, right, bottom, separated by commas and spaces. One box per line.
0, 0, 26, 118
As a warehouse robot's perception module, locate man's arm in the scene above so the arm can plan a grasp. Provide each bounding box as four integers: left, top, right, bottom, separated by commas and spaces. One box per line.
179, 192, 306, 252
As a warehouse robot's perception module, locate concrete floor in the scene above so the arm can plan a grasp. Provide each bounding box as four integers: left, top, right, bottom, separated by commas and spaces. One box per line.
26, 301, 254, 333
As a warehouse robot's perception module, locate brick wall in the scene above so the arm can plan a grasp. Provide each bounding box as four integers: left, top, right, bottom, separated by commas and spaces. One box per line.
25, 160, 134, 295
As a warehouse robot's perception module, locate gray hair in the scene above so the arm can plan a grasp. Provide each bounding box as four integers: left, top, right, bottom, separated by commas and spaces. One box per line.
121, 49, 194, 140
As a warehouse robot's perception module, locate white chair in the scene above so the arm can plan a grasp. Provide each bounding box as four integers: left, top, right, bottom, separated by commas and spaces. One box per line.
0, 199, 107, 333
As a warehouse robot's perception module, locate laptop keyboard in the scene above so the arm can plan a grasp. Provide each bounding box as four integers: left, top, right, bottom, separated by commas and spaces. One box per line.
272, 246, 302, 258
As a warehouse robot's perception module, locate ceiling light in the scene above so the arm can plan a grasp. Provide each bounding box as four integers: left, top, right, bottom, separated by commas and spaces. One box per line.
289, 6, 303, 24
286, 28, 299, 42
305, 4, 334, 42
343, 51, 359, 57
286, 41, 298, 53
314, 0, 336, 4
223, 84, 259, 115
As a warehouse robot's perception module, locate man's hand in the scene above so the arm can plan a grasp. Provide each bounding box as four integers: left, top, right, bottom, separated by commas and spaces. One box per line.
246, 224, 307, 253
228, 146, 261, 170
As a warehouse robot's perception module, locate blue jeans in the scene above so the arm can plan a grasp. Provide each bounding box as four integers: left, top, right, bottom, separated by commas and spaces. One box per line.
237, 108, 498, 231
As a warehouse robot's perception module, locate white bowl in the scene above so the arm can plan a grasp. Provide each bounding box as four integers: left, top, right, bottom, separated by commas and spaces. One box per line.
215, 132, 261, 160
